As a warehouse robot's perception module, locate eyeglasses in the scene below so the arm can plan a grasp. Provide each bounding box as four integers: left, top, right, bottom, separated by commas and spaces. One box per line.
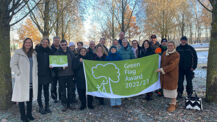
61, 44, 67, 46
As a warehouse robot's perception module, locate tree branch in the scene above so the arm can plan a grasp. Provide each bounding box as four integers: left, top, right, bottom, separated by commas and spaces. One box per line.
197, 0, 213, 13
10, 1, 41, 26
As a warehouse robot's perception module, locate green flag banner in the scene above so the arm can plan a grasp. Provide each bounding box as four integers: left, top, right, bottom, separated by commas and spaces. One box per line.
49, 55, 68, 67
83, 54, 161, 98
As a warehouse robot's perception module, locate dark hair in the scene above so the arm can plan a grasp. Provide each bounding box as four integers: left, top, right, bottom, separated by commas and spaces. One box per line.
142, 40, 151, 49
79, 47, 87, 54
77, 42, 83, 46
22, 38, 34, 57
109, 46, 117, 53
60, 40, 67, 44
41, 38, 50, 46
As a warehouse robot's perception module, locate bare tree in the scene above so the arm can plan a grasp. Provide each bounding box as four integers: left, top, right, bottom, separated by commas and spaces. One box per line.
198, 0, 217, 103
0, 0, 40, 110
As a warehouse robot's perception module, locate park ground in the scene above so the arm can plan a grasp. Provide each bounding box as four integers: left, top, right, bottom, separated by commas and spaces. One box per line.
1, 43, 217, 122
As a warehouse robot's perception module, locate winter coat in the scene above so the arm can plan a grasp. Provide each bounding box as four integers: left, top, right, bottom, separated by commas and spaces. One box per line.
75, 55, 89, 90
93, 54, 107, 61
51, 44, 59, 55
10, 49, 38, 102
138, 47, 155, 58
176, 44, 198, 70
160, 50, 180, 90
87, 47, 95, 60
35, 45, 52, 85
118, 46, 135, 60
55, 47, 76, 77
106, 52, 122, 61
150, 41, 160, 50
159, 45, 167, 56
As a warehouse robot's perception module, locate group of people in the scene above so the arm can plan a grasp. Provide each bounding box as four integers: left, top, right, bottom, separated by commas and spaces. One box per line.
10, 32, 197, 122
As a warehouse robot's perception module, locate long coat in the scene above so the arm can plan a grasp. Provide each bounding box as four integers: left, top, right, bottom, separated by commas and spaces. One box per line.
160, 50, 180, 90
36, 45, 52, 85
10, 49, 38, 102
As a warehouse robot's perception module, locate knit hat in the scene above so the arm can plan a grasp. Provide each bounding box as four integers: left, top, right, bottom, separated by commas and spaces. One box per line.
109, 46, 117, 52
151, 35, 157, 39
161, 38, 168, 43
180, 36, 188, 41
69, 42, 75, 47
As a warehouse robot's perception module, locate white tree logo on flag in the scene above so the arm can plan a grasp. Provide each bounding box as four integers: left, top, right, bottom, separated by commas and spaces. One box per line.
91, 63, 120, 94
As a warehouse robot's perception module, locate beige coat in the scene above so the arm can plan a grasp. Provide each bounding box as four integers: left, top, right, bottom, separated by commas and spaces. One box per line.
10, 49, 38, 102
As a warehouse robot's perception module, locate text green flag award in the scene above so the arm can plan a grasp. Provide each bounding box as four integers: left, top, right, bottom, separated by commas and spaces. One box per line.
49, 55, 68, 67
83, 54, 161, 98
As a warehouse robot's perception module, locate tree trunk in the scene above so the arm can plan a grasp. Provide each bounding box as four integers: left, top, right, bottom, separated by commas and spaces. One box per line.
206, 6, 217, 103
121, 0, 125, 33
0, 13, 12, 110
43, 0, 50, 38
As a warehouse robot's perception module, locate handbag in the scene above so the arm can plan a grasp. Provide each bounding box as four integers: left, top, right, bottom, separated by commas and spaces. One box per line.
185, 91, 203, 111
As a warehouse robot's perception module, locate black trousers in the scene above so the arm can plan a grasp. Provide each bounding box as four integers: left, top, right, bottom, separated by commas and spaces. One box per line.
77, 88, 93, 107
19, 88, 33, 120
37, 83, 49, 108
178, 69, 194, 95
51, 75, 60, 101
72, 77, 76, 101
59, 76, 74, 106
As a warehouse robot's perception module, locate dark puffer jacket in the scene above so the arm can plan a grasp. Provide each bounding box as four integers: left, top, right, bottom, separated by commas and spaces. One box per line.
176, 44, 198, 70
55, 47, 76, 77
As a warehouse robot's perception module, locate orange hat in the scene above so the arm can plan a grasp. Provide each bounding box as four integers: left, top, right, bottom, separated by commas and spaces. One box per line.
155, 47, 162, 54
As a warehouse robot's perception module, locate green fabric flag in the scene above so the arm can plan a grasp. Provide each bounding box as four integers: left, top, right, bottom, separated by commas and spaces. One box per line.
83, 54, 161, 98
49, 55, 68, 67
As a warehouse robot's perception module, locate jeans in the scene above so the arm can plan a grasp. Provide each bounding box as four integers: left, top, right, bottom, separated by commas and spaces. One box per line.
110, 98, 121, 106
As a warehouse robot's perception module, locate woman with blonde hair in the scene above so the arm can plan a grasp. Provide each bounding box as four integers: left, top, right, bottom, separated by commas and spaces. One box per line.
10, 38, 38, 122
156, 41, 180, 112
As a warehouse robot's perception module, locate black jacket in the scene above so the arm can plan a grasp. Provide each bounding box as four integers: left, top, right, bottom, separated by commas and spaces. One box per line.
36, 45, 52, 84
75, 55, 89, 90
93, 54, 107, 61
139, 47, 155, 58
55, 47, 76, 77
176, 44, 198, 70
87, 47, 95, 60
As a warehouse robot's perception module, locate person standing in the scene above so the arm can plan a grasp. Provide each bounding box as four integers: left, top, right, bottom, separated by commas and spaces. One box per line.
35, 38, 52, 114
99, 38, 109, 54
131, 40, 140, 58
93, 44, 108, 105
176, 36, 198, 98
56, 40, 76, 112
75, 48, 94, 110
157, 41, 180, 112
159, 38, 168, 56
50, 36, 60, 103
76, 42, 83, 53
10, 38, 38, 122
118, 32, 125, 46
139, 40, 155, 57
112, 39, 121, 50
118, 39, 135, 60
69, 42, 78, 56
87, 40, 96, 59
139, 40, 155, 100
69, 41, 78, 103
106, 46, 122, 108
150, 35, 160, 50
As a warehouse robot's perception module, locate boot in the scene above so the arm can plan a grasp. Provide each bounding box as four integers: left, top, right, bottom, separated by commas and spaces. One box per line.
62, 105, 68, 112
45, 106, 52, 113
167, 104, 176, 112
39, 106, 46, 115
